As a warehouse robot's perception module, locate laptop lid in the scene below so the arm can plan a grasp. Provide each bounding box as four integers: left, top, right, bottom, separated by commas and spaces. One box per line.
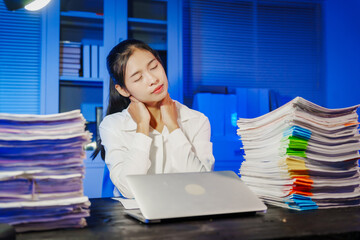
125, 171, 267, 221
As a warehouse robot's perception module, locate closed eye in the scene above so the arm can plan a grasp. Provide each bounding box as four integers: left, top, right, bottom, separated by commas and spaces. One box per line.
150, 64, 158, 70
134, 76, 142, 82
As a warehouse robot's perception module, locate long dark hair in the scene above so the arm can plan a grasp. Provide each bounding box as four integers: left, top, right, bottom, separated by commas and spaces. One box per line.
92, 39, 163, 160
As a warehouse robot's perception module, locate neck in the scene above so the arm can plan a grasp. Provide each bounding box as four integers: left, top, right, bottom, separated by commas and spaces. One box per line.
146, 104, 163, 132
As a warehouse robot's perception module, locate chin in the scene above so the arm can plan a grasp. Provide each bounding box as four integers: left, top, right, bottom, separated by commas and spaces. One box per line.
154, 91, 168, 102
160, 90, 168, 99
143, 92, 168, 106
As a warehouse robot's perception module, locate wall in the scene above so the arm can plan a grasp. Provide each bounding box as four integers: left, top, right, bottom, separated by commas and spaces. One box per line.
183, 0, 324, 108
324, 0, 360, 108
0, 2, 42, 114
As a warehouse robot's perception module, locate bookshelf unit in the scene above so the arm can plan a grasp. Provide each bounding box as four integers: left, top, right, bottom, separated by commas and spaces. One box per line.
59, 0, 104, 143
128, 0, 168, 71
58, 0, 174, 141
55, 0, 182, 143
44, 0, 182, 197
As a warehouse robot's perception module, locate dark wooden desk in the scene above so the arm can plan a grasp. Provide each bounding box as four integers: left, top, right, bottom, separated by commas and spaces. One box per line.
17, 198, 360, 240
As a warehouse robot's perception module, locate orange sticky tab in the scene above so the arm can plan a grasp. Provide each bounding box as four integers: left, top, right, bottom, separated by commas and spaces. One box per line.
293, 185, 313, 191
289, 190, 313, 196
294, 181, 313, 187
294, 177, 313, 183
344, 121, 359, 127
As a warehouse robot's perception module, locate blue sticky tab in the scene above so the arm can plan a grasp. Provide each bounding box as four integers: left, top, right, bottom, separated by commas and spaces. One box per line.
283, 126, 312, 140
285, 194, 318, 211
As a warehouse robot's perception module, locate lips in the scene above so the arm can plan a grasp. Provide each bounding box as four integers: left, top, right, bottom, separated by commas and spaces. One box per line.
152, 84, 164, 94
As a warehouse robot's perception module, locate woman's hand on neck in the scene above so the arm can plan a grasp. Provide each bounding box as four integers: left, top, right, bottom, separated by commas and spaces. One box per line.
145, 94, 179, 133
130, 94, 179, 134
128, 96, 150, 136
159, 94, 179, 133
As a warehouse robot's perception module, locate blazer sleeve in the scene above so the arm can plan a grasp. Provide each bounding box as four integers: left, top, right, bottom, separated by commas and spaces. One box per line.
100, 121, 152, 198
166, 116, 215, 172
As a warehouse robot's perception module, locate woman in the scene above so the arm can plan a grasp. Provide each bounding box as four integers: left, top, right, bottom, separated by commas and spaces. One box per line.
95, 39, 215, 198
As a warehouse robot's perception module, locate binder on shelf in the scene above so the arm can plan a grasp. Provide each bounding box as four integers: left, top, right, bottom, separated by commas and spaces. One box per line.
192, 93, 225, 137
225, 94, 237, 136
60, 53, 81, 59
60, 58, 80, 64
236, 88, 270, 118
83, 44, 90, 78
98, 45, 104, 79
60, 68, 80, 76
60, 63, 81, 69
259, 89, 270, 116
236, 88, 248, 119
246, 88, 260, 118
210, 94, 225, 137
91, 45, 99, 78
60, 46, 81, 54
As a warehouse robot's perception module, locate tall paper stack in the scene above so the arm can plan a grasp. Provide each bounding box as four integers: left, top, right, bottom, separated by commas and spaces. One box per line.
0, 110, 91, 232
237, 97, 360, 210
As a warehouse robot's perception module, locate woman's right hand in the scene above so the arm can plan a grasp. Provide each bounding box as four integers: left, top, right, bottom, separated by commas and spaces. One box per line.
128, 96, 150, 136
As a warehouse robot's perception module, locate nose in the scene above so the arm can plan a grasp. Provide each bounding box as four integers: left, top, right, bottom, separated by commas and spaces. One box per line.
145, 71, 159, 86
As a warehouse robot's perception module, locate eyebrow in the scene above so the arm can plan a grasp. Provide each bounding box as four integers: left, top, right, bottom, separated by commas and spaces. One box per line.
129, 58, 157, 78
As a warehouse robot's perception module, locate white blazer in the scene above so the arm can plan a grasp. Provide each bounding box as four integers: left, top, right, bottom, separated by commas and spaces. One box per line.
99, 101, 215, 198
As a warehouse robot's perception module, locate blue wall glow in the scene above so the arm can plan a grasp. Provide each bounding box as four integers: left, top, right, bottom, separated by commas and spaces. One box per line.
183, 0, 323, 107
0, 2, 42, 114
324, 0, 360, 108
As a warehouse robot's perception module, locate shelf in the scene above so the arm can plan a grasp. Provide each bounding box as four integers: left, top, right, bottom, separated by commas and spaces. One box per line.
60, 77, 103, 87
60, 76, 103, 82
128, 17, 167, 25
61, 11, 104, 20
128, 24, 167, 34
60, 11, 103, 30
61, 21, 103, 29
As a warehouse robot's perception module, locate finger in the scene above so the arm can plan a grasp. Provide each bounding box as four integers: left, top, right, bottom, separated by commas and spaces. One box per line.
163, 93, 172, 104
165, 93, 171, 101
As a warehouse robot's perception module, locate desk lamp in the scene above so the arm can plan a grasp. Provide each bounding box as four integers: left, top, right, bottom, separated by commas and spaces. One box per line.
4, 0, 51, 11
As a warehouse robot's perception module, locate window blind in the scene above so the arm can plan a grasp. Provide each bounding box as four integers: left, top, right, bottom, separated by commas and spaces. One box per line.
183, 0, 323, 106
0, 2, 42, 114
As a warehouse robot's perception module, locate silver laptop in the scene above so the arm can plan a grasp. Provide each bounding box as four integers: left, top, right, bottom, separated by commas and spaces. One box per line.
124, 171, 267, 223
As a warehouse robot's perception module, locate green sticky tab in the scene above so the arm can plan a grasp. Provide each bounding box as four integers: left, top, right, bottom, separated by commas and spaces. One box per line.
286, 149, 307, 157
282, 136, 308, 150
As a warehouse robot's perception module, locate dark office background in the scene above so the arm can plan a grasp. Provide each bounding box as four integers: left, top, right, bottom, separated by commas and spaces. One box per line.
0, 0, 359, 182
1, 0, 359, 114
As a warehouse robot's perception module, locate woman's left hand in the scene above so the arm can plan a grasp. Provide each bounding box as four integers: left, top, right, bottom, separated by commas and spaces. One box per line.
160, 93, 179, 133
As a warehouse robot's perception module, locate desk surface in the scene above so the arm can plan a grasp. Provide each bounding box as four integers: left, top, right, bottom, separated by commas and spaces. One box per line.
17, 198, 360, 240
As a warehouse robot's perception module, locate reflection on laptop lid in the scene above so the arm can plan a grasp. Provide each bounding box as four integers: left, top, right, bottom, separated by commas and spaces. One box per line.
125, 171, 267, 223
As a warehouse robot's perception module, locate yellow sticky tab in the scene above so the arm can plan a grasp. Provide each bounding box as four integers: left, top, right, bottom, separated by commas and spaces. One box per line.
285, 157, 308, 171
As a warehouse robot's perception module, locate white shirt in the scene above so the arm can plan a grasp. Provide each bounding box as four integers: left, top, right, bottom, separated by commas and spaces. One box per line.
99, 101, 215, 198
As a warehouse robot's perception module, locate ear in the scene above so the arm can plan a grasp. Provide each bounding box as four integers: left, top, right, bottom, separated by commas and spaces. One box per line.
115, 84, 130, 97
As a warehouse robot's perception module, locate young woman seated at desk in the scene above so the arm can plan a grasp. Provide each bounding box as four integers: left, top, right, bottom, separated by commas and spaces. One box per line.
93, 39, 215, 198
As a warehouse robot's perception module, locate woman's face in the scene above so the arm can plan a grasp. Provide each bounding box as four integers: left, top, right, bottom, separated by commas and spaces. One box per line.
121, 48, 168, 106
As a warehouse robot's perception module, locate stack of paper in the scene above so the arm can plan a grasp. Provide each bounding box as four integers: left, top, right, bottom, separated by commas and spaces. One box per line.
237, 97, 360, 210
0, 110, 91, 232
60, 41, 82, 77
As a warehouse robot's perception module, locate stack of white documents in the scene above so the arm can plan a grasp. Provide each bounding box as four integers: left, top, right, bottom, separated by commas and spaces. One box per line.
0, 110, 91, 232
237, 97, 360, 210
